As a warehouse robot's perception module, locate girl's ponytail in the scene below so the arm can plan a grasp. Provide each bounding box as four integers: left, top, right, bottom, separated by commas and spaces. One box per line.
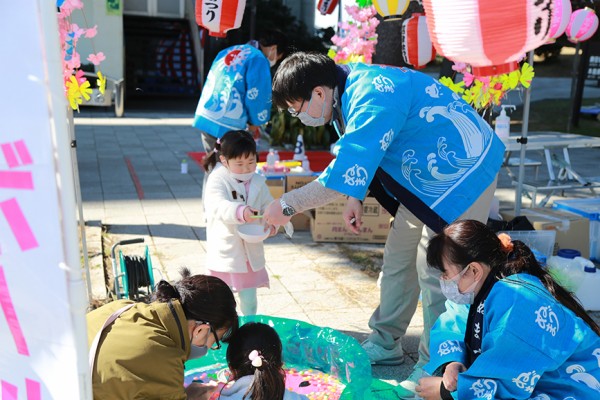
202, 139, 222, 173
245, 350, 285, 400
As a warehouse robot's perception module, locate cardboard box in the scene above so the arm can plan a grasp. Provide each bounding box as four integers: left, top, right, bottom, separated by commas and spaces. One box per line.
285, 174, 318, 192
311, 197, 392, 243
501, 208, 590, 258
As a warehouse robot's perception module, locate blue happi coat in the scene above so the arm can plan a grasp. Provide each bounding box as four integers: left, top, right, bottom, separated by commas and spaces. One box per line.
193, 44, 272, 138
425, 274, 600, 399
318, 64, 505, 228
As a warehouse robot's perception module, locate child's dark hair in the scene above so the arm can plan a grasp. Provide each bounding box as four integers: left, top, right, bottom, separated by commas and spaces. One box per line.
427, 219, 600, 336
203, 130, 257, 172
154, 268, 239, 340
225, 322, 286, 400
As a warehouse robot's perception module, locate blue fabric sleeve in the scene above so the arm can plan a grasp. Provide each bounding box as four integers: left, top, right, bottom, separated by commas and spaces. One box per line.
424, 300, 469, 376
244, 55, 271, 126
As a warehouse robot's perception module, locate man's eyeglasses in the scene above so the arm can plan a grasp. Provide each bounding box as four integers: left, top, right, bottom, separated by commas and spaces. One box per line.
287, 98, 306, 117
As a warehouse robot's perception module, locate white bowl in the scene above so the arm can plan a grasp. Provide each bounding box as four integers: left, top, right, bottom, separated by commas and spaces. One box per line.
238, 224, 269, 243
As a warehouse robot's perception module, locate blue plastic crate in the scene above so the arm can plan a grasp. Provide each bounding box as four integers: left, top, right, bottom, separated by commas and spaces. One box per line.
553, 198, 600, 261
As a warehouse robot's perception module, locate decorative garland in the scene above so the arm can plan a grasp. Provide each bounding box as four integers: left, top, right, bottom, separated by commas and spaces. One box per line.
328, 3, 379, 64
57, 0, 106, 111
439, 61, 535, 111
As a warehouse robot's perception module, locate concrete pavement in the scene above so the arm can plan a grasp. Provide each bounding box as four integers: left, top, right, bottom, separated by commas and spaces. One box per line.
75, 79, 600, 386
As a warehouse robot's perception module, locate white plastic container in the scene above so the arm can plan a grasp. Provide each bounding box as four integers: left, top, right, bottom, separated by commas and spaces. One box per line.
547, 249, 584, 292
494, 105, 516, 139
266, 149, 276, 166
180, 158, 188, 174
573, 257, 600, 311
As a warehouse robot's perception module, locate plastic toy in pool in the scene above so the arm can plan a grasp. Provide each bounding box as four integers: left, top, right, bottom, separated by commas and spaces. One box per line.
184, 315, 371, 399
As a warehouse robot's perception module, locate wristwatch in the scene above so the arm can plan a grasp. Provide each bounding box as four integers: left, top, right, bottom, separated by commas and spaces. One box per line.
280, 198, 296, 217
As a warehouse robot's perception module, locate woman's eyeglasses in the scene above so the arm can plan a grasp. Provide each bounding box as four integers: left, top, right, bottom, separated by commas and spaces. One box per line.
197, 321, 233, 350
287, 98, 306, 117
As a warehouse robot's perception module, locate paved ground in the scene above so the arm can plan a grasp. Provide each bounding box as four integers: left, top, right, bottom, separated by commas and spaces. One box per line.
76, 77, 600, 386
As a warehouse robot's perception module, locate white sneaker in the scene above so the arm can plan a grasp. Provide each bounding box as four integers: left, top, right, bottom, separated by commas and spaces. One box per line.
361, 340, 404, 366
397, 367, 426, 399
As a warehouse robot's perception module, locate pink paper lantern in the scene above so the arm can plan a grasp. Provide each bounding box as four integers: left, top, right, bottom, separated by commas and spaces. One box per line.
422, 0, 553, 76
547, 0, 572, 43
402, 13, 436, 69
317, 0, 339, 16
195, 0, 246, 38
566, 8, 599, 44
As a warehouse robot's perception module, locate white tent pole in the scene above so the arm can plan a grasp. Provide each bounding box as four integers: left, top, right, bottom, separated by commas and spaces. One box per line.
39, 0, 93, 398
515, 50, 535, 215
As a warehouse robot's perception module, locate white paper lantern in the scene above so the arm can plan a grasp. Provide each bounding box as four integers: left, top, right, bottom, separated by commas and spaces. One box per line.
423, 0, 553, 76
566, 7, 599, 44
402, 13, 436, 69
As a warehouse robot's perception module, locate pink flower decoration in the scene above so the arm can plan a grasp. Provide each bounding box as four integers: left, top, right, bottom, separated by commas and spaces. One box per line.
87, 52, 105, 66
85, 25, 98, 38
452, 62, 467, 73
463, 72, 474, 87
75, 69, 86, 84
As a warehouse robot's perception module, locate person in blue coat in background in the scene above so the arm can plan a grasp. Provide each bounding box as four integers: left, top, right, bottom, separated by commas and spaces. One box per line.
262, 52, 505, 397
193, 30, 288, 155
416, 219, 600, 400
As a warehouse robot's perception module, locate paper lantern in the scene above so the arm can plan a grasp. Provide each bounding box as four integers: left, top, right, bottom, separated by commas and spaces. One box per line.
547, 0, 572, 43
372, 0, 410, 21
195, 0, 246, 38
422, 0, 553, 76
317, 0, 338, 15
402, 13, 435, 69
566, 8, 599, 43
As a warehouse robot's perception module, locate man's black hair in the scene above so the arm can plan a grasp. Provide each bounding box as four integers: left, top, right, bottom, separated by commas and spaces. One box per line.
271, 52, 337, 110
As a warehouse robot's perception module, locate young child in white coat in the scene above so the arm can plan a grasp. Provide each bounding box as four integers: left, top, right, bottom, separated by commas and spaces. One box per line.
203, 130, 276, 316
209, 322, 309, 400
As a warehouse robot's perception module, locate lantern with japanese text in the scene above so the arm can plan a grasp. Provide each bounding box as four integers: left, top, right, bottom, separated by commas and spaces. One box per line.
402, 13, 435, 69
566, 7, 599, 43
422, 0, 553, 76
547, 0, 572, 43
372, 0, 410, 21
318, 0, 339, 15
195, 0, 246, 38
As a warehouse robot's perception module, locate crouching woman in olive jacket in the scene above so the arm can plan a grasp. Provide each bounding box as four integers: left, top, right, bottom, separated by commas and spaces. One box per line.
87, 268, 239, 400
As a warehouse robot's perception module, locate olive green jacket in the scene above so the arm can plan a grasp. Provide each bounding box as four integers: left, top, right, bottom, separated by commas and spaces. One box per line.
87, 299, 191, 400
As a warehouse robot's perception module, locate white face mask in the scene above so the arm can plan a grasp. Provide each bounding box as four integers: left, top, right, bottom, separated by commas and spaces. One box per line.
440, 265, 478, 305
298, 93, 326, 127
229, 171, 254, 182
188, 344, 208, 360
268, 48, 277, 67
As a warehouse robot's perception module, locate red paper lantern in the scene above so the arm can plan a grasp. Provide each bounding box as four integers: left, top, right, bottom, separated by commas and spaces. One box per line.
372, 0, 410, 21
402, 13, 436, 69
566, 8, 599, 43
195, 0, 246, 38
422, 0, 553, 76
317, 0, 339, 16
547, 0, 572, 43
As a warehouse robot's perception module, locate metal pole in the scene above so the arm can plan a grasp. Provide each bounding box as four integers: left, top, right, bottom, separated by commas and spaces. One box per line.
249, 0, 257, 40
567, 42, 581, 132
515, 50, 534, 215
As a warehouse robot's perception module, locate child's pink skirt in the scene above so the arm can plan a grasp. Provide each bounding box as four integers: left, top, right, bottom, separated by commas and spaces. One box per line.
207, 262, 269, 292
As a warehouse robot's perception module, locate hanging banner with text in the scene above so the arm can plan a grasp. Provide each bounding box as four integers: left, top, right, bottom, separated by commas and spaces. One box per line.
0, 2, 82, 399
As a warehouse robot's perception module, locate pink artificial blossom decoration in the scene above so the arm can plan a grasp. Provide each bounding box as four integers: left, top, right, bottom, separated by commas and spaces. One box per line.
87, 52, 106, 66
85, 25, 98, 38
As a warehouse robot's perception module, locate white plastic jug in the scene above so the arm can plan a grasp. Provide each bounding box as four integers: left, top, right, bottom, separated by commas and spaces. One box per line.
547, 249, 583, 291
574, 257, 600, 311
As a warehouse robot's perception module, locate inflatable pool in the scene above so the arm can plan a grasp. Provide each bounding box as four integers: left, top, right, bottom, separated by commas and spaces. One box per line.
184, 315, 372, 399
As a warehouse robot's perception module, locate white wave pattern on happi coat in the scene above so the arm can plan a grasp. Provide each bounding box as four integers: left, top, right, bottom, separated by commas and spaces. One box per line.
402, 101, 491, 197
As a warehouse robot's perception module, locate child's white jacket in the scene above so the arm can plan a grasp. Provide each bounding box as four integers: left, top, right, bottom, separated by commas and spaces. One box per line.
205, 163, 273, 273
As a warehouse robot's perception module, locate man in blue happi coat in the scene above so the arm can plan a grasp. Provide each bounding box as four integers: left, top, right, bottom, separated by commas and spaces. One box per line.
261, 52, 505, 397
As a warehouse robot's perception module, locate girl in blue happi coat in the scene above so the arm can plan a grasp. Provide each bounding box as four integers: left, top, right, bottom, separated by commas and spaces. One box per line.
416, 219, 600, 400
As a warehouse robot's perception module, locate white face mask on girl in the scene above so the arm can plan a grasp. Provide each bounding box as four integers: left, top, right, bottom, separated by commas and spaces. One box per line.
298, 93, 326, 127
439, 265, 479, 305
229, 171, 254, 182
